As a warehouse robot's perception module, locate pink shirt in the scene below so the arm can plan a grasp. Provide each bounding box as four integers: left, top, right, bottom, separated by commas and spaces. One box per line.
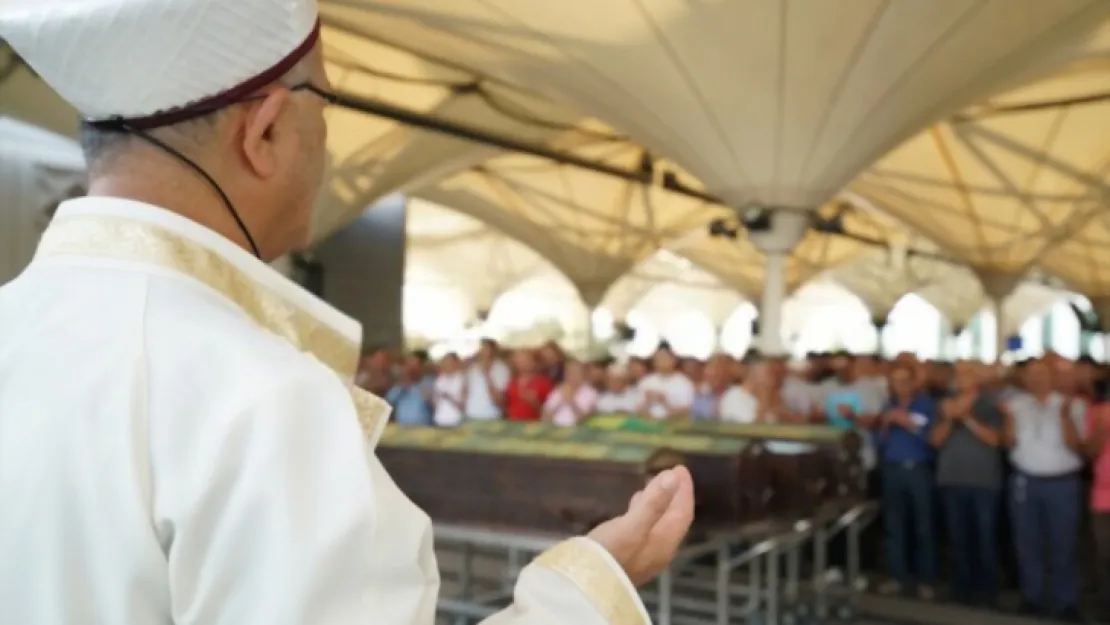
1087, 403, 1110, 511
544, 385, 598, 427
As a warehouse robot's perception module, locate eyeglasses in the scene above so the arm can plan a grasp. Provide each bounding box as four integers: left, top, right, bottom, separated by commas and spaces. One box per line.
289, 82, 340, 106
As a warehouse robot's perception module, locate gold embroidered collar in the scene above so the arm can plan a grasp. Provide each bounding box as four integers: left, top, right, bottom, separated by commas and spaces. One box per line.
35, 212, 389, 445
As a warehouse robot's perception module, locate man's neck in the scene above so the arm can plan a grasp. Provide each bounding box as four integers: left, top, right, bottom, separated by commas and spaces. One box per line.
88, 171, 265, 259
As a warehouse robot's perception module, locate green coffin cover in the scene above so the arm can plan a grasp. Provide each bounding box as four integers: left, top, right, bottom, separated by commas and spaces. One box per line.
588, 414, 668, 433
464, 420, 750, 455
380, 424, 662, 463
671, 421, 845, 443
584, 415, 842, 444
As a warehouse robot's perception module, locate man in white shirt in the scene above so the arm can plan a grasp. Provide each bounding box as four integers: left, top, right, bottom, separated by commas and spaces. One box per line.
637, 345, 695, 420
0, 2, 694, 624
1001, 358, 1085, 620
465, 338, 511, 420
683, 354, 757, 424
433, 353, 468, 428
719, 385, 759, 424
596, 364, 643, 414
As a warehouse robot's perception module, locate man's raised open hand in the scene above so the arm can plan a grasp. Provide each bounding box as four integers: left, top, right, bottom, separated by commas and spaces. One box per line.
587, 466, 695, 586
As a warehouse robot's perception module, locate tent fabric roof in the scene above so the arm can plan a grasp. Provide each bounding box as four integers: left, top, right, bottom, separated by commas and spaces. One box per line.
311, 1, 1110, 308
853, 49, 1110, 297
319, 0, 1110, 209
3, 4, 1109, 325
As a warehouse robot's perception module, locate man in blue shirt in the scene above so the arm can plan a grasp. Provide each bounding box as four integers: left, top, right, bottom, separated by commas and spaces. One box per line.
385, 353, 434, 427
873, 362, 938, 600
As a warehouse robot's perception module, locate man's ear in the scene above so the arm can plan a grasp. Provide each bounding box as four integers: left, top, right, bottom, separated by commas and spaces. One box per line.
240, 89, 291, 179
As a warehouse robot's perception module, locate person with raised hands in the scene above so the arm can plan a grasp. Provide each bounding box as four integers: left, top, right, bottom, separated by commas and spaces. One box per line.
0, 2, 694, 624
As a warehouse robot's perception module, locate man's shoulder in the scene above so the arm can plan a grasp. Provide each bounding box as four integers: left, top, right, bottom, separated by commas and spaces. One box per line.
142, 274, 344, 394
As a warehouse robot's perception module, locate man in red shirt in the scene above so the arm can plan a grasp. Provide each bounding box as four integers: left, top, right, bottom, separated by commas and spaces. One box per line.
505, 349, 554, 421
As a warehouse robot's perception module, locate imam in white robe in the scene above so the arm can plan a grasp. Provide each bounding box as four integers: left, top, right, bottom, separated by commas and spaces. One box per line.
0, 197, 651, 625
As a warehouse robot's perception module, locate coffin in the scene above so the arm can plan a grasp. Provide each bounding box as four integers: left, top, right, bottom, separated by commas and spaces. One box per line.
586, 416, 864, 517
667, 420, 866, 511
464, 421, 771, 528
377, 424, 684, 534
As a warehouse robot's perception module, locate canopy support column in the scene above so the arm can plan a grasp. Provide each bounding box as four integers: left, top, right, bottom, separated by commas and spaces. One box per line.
872, 314, 890, 356
1087, 296, 1110, 363
748, 210, 809, 358
975, 270, 1024, 363
948, 325, 965, 360
582, 307, 597, 355
576, 280, 610, 356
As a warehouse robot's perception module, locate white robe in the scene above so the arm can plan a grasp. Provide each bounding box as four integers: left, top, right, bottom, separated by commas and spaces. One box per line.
0, 197, 651, 625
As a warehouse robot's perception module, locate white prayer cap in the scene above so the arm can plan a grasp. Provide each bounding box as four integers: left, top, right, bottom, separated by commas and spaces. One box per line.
0, 0, 320, 129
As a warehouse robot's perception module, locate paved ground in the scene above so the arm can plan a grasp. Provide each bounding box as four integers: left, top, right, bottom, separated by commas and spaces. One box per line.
434, 546, 1098, 625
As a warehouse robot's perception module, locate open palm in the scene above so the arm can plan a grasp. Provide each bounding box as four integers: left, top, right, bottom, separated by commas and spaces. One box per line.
588, 466, 695, 586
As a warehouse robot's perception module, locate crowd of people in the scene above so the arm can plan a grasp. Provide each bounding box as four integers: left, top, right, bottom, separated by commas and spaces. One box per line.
357, 340, 1110, 622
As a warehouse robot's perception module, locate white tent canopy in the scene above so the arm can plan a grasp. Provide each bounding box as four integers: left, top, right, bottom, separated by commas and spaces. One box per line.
0, 116, 85, 285
6, 6, 1110, 361
321, 0, 1109, 209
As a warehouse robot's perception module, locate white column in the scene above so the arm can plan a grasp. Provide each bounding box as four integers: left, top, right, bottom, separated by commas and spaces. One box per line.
582, 307, 596, 354
748, 210, 810, 358
974, 269, 1023, 363
760, 252, 789, 356
948, 325, 964, 360
873, 315, 889, 356
992, 297, 1006, 362
576, 280, 612, 357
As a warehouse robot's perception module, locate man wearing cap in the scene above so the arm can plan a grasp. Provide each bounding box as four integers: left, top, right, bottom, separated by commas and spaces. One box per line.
0, 2, 694, 625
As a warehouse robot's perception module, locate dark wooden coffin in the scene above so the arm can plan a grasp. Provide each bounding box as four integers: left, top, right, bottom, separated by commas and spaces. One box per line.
465, 420, 772, 528
376, 424, 684, 534
668, 420, 866, 512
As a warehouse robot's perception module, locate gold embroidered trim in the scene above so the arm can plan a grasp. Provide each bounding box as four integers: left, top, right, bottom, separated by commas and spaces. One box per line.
351, 386, 391, 447
35, 215, 386, 444
534, 538, 647, 625
37, 216, 359, 377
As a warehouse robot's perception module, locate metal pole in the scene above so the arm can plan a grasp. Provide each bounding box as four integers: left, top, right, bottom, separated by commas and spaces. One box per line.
786, 541, 800, 605
330, 91, 716, 204
715, 544, 731, 625
504, 547, 522, 594
766, 547, 780, 625
813, 526, 829, 619
452, 542, 475, 625
657, 567, 674, 625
